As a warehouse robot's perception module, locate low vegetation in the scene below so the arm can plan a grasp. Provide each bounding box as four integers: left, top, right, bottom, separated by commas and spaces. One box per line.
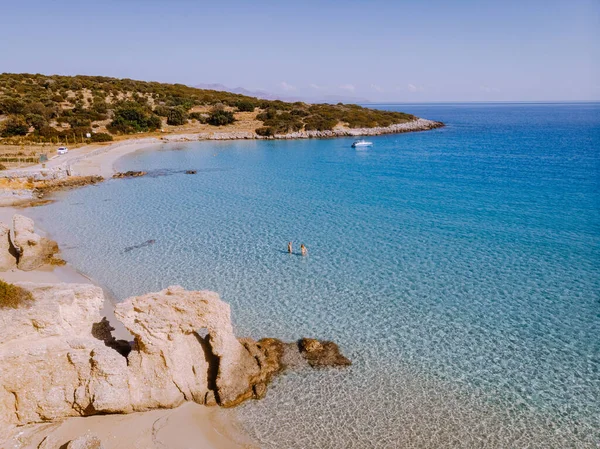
0, 280, 34, 309
0, 73, 416, 144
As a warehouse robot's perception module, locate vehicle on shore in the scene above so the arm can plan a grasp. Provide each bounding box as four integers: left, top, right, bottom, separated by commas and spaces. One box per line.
352, 140, 373, 148
57, 147, 69, 155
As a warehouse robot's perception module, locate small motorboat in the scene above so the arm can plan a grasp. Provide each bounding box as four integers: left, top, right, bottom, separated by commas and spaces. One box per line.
351, 139, 373, 148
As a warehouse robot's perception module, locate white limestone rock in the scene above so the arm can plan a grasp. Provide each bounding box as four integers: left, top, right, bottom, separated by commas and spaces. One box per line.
0, 221, 17, 271
11, 214, 59, 271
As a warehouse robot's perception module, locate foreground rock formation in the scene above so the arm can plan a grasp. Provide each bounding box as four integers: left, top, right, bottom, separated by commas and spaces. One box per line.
0, 283, 350, 443
0, 214, 62, 272
0, 222, 17, 271
12, 214, 62, 271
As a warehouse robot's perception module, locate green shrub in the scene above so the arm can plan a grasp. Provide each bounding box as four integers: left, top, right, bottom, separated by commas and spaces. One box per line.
25, 113, 48, 130
255, 126, 274, 137
207, 108, 235, 126
90, 132, 113, 142
153, 105, 170, 117
0, 98, 25, 115
166, 107, 188, 126
304, 115, 338, 131
37, 126, 59, 138
108, 102, 161, 134
0, 280, 34, 309
66, 115, 92, 128
1, 115, 29, 137
235, 100, 255, 112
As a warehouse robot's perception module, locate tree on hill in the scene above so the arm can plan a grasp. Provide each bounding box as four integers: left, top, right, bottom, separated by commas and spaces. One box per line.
207, 107, 235, 126
1, 116, 29, 137
166, 107, 188, 126
235, 100, 256, 112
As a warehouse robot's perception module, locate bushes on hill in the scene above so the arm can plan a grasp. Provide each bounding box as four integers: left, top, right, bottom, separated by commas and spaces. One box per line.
256, 110, 303, 134
153, 105, 170, 117
235, 100, 255, 112
37, 126, 59, 138
0, 98, 25, 115
166, 107, 188, 126
108, 102, 162, 133
90, 132, 113, 142
25, 113, 48, 131
0, 74, 417, 139
255, 127, 274, 137
207, 107, 235, 126
1, 115, 29, 137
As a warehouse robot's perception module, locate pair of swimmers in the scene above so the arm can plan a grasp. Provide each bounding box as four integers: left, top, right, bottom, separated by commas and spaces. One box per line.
288, 242, 307, 256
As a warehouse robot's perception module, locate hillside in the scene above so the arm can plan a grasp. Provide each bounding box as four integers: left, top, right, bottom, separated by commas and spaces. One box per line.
0, 73, 417, 144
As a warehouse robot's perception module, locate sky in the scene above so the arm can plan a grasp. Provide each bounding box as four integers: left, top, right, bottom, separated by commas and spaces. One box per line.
0, 0, 598, 102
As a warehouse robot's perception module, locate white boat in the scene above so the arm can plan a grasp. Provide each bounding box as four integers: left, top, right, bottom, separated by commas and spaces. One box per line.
351, 139, 373, 148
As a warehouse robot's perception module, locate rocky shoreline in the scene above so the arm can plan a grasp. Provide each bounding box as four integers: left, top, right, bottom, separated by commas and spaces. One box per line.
158, 117, 444, 142
0, 214, 351, 447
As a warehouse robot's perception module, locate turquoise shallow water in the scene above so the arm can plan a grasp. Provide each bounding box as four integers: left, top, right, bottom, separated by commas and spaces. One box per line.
33, 103, 599, 448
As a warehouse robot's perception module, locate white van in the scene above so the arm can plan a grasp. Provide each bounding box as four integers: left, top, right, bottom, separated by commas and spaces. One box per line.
57, 147, 69, 155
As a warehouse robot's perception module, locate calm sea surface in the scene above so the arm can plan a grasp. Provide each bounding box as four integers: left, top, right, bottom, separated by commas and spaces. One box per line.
33, 103, 600, 448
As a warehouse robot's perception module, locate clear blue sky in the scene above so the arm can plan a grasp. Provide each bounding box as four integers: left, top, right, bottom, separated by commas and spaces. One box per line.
1, 0, 598, 102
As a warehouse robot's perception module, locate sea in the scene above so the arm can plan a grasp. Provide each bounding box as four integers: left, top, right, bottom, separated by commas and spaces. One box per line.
32, 103, 600, 448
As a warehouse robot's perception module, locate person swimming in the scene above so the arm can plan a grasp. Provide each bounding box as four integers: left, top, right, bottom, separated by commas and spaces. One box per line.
301, 244, 307, 256
288, 242, 293, 254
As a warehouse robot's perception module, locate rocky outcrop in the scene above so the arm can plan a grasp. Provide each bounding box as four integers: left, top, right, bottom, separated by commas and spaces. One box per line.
11, 214, 61, 271
113, 286, 269, 408
112, 171, 146, 178
0, 283, 130, 429
298, 337, 352, 367
0, 222, 17, 271
0, 283, 350, 438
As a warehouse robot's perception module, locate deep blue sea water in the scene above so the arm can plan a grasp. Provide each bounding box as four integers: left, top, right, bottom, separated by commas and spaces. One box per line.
33, 103, 600, 448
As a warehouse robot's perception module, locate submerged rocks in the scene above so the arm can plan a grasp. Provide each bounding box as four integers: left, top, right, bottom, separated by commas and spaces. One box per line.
123, 239, 155, 253
0, 283, 350, 437
112, 171, 146, 179
11, 214, 61, 271
298, 338, 352, 367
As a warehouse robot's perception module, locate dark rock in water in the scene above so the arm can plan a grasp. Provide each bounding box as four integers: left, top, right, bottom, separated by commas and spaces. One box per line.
113, 171, 147, 179
123, 239, 156, 253
222, 336, 350, 407
185, 170, 197, 174
298, 338, 352, 367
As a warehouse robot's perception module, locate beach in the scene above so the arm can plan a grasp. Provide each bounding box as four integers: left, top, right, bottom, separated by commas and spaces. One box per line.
0, 209, 252, 446
1, 103, 598, 448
